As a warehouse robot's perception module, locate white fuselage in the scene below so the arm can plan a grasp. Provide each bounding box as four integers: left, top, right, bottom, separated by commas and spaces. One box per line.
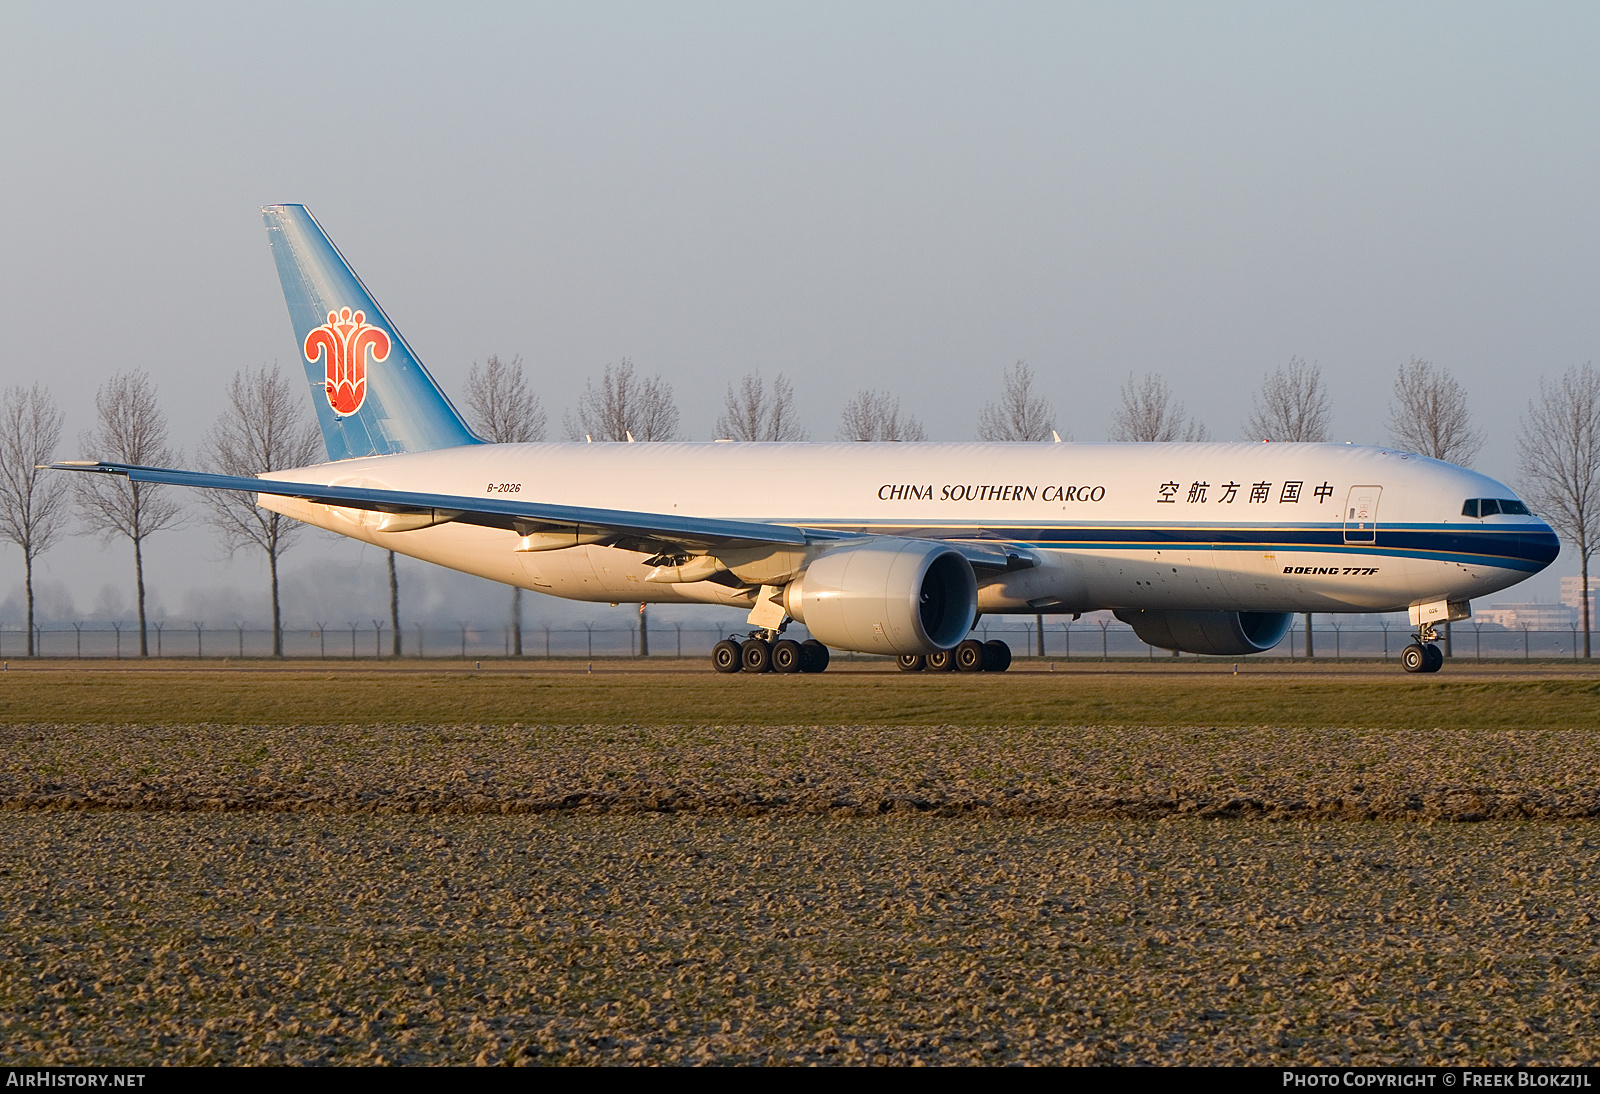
259, 441, 1556, 617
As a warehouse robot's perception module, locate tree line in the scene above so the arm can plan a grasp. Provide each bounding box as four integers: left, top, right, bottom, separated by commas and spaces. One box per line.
1, 355, 1596, 657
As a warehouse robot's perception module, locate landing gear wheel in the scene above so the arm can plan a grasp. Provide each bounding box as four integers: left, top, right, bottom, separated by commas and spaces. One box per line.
800, 639, 829, 673
1423, 643, 1444, 673
741, 638, 772, 674
771, 639, 803, 673
955, 639, 986, 672
712, 639, 743, 674
982, 640, 1012, 672
1401, 643, 1427, 673
926, 648, 956, 672
898, 653, 926, 672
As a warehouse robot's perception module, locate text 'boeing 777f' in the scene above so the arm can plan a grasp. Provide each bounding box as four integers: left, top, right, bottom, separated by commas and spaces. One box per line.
54, 205, 1559, 674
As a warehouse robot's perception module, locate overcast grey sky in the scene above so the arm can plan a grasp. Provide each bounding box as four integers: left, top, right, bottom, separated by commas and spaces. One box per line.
2, 2, 1597, 626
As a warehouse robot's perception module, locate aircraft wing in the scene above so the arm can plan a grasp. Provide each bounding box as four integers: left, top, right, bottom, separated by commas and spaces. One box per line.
52, 461, 813, 551
50, 461, 1035, 572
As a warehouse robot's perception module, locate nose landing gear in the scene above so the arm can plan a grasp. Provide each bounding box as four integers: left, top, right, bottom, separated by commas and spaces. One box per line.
1401, 622, 1446, 674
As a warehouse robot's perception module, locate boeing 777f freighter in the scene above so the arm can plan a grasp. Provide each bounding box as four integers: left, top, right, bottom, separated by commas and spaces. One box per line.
55, 206, 1559, 674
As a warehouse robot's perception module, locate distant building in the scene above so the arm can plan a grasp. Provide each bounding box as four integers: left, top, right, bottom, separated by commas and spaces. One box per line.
1476, 602, 1578, 629
1560, 576, 1597, 618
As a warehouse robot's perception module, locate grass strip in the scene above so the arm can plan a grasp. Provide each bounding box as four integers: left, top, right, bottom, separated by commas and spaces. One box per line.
3, 668, 1599, 729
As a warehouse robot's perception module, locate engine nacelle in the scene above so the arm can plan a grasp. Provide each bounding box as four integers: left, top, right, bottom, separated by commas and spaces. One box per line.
784, 538, 978, 655
1114, 609, 1293, 656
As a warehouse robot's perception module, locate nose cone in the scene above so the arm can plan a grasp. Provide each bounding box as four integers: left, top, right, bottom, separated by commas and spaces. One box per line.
1523, 520, 1561, 572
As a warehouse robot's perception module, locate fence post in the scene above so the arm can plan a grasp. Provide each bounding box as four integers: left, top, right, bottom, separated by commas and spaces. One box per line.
417, 623, 425, 659
112, 621, 122, 660
350, 623, 357, 659
675, 622, 683, 659
194, 622, 204, 659
74, 622, 83, 659
1523, 625, 1530, 660
1099, 619, 1109, 661
1062, 621, 1071, 660
317, 622, 326, 660
544, 624, 551, 659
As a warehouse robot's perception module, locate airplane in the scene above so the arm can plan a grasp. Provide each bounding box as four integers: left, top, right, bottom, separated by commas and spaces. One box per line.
53, 205, 1560, 674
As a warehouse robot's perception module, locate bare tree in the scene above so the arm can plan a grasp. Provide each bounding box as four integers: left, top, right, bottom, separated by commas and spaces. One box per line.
1243, 357, 1330, 442
0, 385, 69, 655
1387, 357, 1484, 466
1519, 364, 1600, 658
838, 390, 925, 441
977, 361, 1057, 441
1110, 373, 1208, 442
388, 550, 401, 657
465, 354, 546, 444
201, 365, 322, 657
715, 371, 808, 441
73, 373, 184, 657
563, 359, 679, 441
463, 354, 546, 655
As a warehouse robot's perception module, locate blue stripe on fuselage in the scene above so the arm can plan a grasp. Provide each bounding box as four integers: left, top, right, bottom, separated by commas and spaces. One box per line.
795, 522, 1561, 572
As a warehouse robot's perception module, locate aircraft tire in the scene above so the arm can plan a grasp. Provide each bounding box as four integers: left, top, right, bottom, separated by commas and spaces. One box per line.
898, 653, 926, 672
955, 639, 986, 672
1423, 643, 1445, 673
800, 639, 829, 673
712, 639, 743, 674
1401, 643, 1427, 673
741, 638, 772, 673
771, 639, 803, 673
926, 648, 956, 672
982, 640, 1012, 672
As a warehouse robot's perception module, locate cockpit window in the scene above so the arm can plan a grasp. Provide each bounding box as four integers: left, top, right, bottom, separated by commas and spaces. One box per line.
1462, 498, 1531, 517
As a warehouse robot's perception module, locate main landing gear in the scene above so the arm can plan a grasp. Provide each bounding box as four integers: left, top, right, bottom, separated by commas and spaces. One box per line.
898, 639, 1013, 674
1401, 622, 1446, 674
712, 634, 830, 674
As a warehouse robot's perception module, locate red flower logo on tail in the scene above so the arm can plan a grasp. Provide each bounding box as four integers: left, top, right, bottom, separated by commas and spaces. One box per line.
304, 306, 391, 416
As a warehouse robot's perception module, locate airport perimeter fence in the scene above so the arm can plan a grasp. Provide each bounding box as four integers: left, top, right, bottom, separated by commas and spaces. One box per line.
0, 620, 1594, 661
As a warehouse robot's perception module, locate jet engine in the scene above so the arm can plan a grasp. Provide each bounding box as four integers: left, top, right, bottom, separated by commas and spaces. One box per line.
1114, 609, 1293, 656
783, 538, 978, 656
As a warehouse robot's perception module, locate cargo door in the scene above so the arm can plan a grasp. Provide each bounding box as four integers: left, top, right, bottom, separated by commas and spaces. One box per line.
1343, 486, 1381, 545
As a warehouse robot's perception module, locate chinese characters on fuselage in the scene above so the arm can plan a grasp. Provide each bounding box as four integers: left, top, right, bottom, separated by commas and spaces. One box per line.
1156, 480, 1335, 505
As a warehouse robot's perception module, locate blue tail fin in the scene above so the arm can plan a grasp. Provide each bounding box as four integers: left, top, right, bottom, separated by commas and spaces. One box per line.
262, 205, 481, 461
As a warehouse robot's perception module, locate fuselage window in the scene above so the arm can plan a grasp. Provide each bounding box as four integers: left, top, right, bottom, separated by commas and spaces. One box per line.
1461, 499, 1479, 517
1499, 499, 1530, 515
1480, 498, 1502, 516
